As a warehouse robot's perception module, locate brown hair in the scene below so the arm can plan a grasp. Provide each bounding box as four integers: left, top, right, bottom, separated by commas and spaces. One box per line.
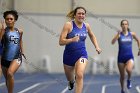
66, 6, 86, 20
120, 19, 130, 31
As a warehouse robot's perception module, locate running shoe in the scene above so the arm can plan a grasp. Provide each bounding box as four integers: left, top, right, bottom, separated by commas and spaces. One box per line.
68, 81, 75, 90
127, 80, 132, 89
121, 90, 125, 93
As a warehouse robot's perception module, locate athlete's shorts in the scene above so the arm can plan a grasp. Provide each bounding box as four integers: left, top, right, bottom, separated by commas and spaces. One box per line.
118, 54, 134, 63
63, 49, 88, 66
1, 58, 21, 68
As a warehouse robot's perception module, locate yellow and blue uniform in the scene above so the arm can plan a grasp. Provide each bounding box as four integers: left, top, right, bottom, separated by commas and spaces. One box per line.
1, 27, 21, 67
63, 21, 88, 66
118, 32, 134, 63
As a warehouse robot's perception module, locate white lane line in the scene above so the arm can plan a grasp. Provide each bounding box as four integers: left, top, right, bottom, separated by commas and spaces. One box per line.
31, 81, 57, 93
101, 83, 119, 93
60, 81, 113, 93
102, 85, 106, 93
0, 82, 5, 87
18, 83, 41, 93
136, 86, 140, 93
60, 86, 68, 93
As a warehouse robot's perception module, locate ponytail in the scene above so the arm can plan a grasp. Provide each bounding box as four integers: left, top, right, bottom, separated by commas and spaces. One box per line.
66, 10, 75, 20
66, 6, 86, 20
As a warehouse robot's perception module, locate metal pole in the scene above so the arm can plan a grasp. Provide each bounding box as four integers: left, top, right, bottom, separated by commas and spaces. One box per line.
12, 0, 15, 10
71, 0, 76, 10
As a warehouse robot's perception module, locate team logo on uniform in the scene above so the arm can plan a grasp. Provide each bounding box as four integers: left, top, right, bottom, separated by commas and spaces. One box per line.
10, 35, 19, 44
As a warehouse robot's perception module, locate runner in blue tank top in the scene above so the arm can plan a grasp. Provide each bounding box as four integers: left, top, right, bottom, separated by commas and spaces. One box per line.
2, 27, 21, 61
63, 20, 88, 66
118, 31, 134, 62
0, 10, 24, 93
0, 42, 2, 80
0, 23, 4, 81
59, 7, 101, 93
112, 20, 140, 93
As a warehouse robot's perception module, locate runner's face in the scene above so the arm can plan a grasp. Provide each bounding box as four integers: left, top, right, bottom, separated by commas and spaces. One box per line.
74, 9, 86, 23
5, 14, 15, 28
121, 21, 129, 31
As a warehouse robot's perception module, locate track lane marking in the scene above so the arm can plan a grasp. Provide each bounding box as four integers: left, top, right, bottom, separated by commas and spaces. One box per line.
101, 83, 119, 93
60, 86, 68, 93
18, 83, 41, 93
136, 86, 140, 93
